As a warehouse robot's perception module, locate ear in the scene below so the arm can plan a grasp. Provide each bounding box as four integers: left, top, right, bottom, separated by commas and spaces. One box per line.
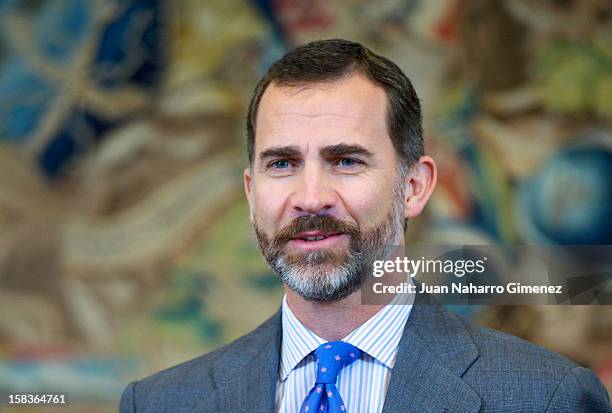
243, 167, 255, 223
404, 155, 437, 219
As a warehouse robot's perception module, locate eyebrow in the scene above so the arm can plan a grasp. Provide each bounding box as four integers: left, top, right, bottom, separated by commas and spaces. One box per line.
259, 145, 302, 164
320, 143, 374, 160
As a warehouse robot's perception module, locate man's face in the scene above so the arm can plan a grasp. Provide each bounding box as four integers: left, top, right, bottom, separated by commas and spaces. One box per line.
244, 73, 406, 303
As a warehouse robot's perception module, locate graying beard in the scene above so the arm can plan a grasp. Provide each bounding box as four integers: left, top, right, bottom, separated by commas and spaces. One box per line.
272, 250, 364, 303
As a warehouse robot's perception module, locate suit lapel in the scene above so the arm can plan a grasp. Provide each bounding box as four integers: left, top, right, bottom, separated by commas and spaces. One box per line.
382, 295, 482, 413
190, 308, 282, 413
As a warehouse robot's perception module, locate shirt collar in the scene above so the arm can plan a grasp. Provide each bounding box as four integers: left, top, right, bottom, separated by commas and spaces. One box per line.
279, 295, 325, 382
279, 291, 413, 381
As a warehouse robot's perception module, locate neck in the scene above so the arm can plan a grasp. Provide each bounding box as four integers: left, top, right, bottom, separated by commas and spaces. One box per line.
285, 287, 385, 341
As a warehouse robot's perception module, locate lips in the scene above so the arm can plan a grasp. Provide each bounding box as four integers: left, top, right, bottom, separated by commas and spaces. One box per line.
291, 231, 341, 242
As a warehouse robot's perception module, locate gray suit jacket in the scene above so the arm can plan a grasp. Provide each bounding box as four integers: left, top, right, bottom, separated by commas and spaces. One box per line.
120, 297, 610, 412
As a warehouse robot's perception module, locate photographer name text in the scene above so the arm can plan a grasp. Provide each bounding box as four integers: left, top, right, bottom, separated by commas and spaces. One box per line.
372, 282, 564, 295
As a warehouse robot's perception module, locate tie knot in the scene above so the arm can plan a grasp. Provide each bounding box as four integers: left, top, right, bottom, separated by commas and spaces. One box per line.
314, 341, 361, 384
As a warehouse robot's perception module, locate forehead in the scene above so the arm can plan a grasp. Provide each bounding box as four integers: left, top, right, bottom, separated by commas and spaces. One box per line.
255, 73, 391, 153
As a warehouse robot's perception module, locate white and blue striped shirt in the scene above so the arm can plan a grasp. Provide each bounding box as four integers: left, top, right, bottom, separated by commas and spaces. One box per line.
275, 293, 413, 413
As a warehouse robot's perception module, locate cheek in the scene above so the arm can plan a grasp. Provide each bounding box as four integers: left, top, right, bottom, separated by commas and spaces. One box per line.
339, 181, 394, 226
252, 183, 287, 228
342, 188, 381, 227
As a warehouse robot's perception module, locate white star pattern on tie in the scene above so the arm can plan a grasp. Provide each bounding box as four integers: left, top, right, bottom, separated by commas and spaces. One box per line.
299, 341, 362, 413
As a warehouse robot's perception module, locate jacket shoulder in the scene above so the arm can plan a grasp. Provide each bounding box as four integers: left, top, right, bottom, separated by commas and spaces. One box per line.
119, 337, 243, 413
453, 314, 610, 412
119, 310, 281, 413
458, 314, 578, 372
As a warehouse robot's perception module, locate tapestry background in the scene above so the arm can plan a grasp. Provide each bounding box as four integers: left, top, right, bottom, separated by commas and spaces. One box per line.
0, 1, 611, 411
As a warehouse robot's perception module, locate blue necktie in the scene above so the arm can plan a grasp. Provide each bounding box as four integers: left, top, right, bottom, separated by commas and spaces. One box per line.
299, 341, 362, 413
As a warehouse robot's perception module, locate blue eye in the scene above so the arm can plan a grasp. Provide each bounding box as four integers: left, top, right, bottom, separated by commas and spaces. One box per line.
272, 160, 290, 169
339, 158, 357, 167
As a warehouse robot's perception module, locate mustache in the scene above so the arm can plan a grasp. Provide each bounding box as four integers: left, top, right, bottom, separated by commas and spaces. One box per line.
273, 215, 360, 246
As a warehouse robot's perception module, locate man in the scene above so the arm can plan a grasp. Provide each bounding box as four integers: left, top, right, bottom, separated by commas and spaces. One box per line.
120, 39, 610, 412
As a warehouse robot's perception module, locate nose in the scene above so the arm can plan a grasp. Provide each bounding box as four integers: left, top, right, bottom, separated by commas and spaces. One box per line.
289, 163, 337, 216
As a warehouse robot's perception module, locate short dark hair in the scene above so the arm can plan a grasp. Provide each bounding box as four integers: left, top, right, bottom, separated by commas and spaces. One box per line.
246, 39, 424, 169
